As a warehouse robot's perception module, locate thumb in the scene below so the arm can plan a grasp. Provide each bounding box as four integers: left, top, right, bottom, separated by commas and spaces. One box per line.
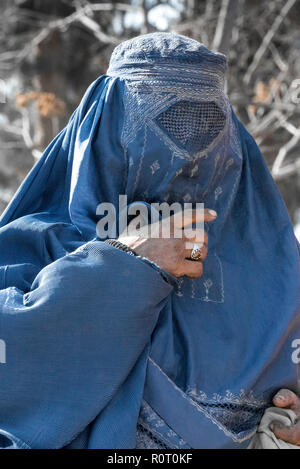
273, 389, 300, 416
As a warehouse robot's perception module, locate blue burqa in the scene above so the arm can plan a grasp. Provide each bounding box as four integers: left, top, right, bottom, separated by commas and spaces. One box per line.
0, 33, 299, 449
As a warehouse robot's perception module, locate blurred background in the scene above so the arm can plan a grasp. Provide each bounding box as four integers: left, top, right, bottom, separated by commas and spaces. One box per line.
0, 0, 299, 237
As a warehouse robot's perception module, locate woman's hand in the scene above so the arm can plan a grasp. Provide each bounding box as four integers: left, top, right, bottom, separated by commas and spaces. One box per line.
272, 389, 300, 446
118, 208, 217, 278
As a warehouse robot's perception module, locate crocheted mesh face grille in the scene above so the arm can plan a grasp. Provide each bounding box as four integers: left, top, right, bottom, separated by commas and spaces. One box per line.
156, 100, 226, 155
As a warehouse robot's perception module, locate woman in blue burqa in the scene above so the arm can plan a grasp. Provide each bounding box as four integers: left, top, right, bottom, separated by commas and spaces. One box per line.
0, 33, 299, 449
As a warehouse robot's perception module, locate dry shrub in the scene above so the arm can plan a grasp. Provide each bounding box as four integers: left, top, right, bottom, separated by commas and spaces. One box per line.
16, 91, 66, 117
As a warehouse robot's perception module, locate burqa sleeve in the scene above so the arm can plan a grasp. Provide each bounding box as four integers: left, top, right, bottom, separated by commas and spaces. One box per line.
0, 240, 173, 448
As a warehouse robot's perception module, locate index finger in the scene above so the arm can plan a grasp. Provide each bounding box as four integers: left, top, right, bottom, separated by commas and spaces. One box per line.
173, 208, 218, 228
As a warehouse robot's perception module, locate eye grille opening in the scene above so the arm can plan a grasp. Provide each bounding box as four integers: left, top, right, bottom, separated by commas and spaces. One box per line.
156, 100, 226, 154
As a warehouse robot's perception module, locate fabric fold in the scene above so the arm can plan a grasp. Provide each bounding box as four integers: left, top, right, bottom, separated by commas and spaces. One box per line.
0, 241, 172, 448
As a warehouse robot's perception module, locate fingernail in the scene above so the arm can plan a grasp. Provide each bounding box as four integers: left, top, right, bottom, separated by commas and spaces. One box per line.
209, 210, 217, 217
275, 394, 286, 402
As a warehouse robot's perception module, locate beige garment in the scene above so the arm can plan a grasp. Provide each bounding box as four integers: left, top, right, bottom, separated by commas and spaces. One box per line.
248, 406, 300, 449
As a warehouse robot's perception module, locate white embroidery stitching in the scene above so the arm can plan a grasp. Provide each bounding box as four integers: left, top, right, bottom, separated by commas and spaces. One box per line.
148, 358, 268, 443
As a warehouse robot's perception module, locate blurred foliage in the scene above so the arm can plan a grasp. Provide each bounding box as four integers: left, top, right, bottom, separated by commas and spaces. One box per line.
16, 91, 66, 117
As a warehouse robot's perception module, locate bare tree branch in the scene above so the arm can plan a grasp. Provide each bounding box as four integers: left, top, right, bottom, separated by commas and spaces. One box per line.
4, 2, 142, 65
77, 13, 119, 44
273, 159, 300, 180
272, 129, 300, 177
243, 0, 296, 85
212, 0, 239, 55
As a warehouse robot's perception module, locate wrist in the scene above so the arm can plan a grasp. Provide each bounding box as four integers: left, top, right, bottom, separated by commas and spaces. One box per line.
104, 239, 138, 256
117, 236, 148, 255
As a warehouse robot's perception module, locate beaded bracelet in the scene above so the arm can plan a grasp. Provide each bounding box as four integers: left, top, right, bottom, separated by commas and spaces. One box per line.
104, 239, 138, 257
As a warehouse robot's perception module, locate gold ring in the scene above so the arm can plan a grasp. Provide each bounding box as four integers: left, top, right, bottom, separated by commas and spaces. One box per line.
190, 244, 203, 261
